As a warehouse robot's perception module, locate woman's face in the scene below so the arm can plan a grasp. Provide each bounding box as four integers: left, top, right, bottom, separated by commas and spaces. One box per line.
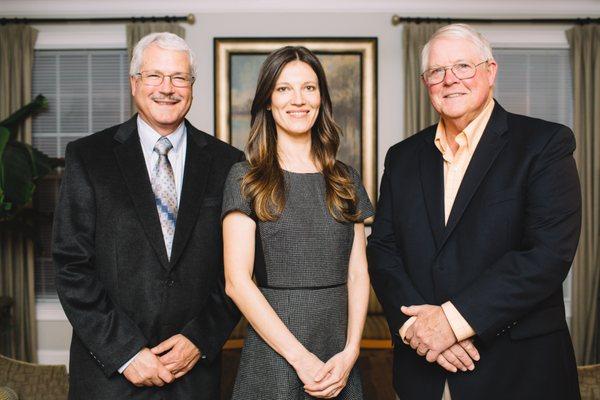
269, 60, 321, 138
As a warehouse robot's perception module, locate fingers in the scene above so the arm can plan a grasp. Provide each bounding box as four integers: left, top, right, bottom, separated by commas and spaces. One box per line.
436, 354, 458, 373
459, 339, 480, 361
314, 360, 334, 383
408, 336, 420, 350
173, 353, 200, 379
440, 347, 468, 371
450, 344, 475, 371
150, 373, 166, 387
157, 364, 175, 384
151, 335, 178, 355
401, 305, 424, 317
306, 379, 346, 398
159, 351, 179, 365
416, 343, 428, 356
425, 350, 441, 363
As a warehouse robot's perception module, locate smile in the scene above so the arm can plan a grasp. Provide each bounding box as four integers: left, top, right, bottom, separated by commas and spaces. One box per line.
286, 110, 310, 118
444, 93, 466, 98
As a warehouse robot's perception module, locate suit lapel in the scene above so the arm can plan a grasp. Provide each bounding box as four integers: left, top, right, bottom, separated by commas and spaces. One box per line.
439, 103, 509, 251
113, 116, 170, 269
419, 127, 446, 250
168, 121, 212, 269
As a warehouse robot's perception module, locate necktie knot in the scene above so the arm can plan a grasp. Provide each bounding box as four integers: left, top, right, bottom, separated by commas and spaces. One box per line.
154, 137, 173, 156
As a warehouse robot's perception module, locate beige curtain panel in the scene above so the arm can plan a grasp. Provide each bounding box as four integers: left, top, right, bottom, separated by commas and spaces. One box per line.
402, 22, 443, 137
567, 23, 600, 365
126, 22, 186, 115
0, 24, 39, 362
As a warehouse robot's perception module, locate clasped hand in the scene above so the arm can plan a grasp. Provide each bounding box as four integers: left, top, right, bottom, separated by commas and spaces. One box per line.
401, 305, 480, 373
294, 348, 358, 398
123, 334, 200, 387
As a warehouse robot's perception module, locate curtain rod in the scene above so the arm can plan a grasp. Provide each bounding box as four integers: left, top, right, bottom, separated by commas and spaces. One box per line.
391, 15, 600, 26
0, 14, 195, 25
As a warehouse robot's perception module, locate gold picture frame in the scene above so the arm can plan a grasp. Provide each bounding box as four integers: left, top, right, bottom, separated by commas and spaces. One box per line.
214, 38, 378, 214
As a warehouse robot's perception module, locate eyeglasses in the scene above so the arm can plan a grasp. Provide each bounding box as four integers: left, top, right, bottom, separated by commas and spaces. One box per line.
421, 60, 489, 86
135, 71, 195, 87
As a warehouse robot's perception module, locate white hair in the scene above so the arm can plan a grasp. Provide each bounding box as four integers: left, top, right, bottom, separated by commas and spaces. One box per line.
129, 32, 197, 77
421, 23, 494, 72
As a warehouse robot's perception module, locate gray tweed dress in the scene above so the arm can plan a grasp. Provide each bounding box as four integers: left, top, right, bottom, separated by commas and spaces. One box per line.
222, 161, 374, 400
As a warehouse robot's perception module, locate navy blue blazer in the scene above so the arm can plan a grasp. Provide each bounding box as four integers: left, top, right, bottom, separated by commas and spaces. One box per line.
368, 102, 581, 400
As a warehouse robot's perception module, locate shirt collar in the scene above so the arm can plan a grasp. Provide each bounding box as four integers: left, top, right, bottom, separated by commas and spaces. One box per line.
434, 98, 495, 158
137, 116, 186, 156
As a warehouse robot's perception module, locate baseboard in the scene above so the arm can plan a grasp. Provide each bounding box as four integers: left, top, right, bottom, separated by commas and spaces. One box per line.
37, 349, 70, 368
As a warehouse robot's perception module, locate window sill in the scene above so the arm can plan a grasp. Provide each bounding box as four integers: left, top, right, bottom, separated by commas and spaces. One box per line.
36, 300, 67, 322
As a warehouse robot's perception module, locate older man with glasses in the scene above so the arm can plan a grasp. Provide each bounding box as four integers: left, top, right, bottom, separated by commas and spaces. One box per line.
54, 32, 243, 399
368, 23, 581, 400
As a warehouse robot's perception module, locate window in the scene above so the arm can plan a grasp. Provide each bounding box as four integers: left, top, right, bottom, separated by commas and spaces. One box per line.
493, 47, 574, 318
32, 49, 131, 300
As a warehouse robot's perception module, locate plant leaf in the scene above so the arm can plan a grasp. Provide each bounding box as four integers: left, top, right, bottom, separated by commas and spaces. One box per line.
0, 95, 48, 140
1, 143, 35, 209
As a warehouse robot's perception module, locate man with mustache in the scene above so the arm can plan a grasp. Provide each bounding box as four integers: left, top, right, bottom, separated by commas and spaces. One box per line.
54, 32, 242, 399
368, 24, 581, 399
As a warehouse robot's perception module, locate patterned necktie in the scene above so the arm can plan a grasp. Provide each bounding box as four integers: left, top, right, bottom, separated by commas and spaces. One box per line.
151, 137, 178, 259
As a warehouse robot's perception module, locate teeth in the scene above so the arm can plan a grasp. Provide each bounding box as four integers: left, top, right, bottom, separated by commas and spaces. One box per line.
445, 93, 463, 98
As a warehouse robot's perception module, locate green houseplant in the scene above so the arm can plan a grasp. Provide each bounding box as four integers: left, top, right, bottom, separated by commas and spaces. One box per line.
0, 94, 62, 228
0, 94, 62, 336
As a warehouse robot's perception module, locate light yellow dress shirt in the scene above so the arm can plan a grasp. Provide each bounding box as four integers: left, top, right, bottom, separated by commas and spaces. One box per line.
400, 98, 496, 343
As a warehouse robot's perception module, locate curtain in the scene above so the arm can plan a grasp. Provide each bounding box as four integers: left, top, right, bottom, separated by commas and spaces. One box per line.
402, 22, 443, 136
567, 23, 600, 365
0, 24, 39, 362
126, 22, 186, 115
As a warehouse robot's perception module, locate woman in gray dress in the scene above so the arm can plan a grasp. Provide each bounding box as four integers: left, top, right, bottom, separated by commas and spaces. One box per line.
222, 46, 373, 400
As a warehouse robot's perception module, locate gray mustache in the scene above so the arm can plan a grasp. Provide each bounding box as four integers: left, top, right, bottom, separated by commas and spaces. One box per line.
151, 96, 183, 102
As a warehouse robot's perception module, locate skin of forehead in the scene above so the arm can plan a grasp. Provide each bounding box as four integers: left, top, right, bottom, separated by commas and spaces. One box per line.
427, 37, 486, 69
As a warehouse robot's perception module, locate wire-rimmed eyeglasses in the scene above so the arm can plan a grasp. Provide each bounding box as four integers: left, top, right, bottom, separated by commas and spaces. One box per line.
135, 71, 195, 87
421, 60, 489, 86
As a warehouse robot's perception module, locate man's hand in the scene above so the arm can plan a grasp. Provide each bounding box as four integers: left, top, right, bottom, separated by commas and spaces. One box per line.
435, 339, 480, 373
123, 348, 174, 387
151, 334, 201, 379
402, 304, 457, 361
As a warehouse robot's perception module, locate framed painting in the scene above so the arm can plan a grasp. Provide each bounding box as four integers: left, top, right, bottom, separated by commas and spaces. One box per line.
214, 38, 378, 212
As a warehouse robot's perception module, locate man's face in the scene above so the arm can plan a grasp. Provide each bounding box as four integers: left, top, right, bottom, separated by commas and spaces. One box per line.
424, 37, 497, 127
130, 44, 193, 135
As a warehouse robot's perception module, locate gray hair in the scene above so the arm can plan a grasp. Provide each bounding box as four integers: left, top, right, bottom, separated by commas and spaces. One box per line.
129, 32, 197, 77
421, 23, 494, 72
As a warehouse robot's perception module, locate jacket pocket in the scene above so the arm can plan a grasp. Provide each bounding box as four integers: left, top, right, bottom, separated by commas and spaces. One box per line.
485, 188, 519, 206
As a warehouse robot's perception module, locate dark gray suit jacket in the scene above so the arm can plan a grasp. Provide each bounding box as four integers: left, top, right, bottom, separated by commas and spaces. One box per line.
53, 116, 243, 399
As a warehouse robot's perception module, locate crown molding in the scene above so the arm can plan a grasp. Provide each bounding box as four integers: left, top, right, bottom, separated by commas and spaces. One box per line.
1, 0, 599, 18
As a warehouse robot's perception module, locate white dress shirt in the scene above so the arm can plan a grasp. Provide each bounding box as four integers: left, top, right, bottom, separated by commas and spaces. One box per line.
118, 116, 187, 374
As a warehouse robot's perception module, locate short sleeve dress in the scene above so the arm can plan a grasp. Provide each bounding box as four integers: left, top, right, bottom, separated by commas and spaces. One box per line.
222, 161, 374, 400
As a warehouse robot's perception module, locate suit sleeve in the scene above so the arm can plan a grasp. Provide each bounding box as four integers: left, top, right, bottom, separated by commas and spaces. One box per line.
451, 125, 581, 344
53, 143, 148, 376
180, 150, 244, 363
367, 148, 426, 337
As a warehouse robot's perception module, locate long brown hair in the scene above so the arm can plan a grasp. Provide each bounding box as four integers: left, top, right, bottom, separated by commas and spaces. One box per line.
242, 46, 360, 222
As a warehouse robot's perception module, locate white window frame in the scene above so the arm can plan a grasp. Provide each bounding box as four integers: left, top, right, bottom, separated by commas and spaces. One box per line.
478, 24, 573, 321
34, 24, 126, 322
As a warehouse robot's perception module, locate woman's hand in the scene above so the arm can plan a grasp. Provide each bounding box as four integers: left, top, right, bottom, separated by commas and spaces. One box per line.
303, 347, 359, 398
292, 352, 326, 388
